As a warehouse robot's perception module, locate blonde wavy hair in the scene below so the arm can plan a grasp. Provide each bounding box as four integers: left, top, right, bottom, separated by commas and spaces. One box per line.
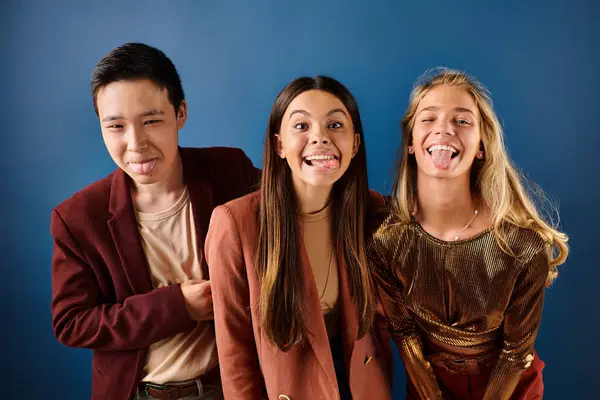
391, 67, 568, 285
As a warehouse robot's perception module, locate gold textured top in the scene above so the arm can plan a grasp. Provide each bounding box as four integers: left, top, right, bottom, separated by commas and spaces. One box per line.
368, 214, 551, 400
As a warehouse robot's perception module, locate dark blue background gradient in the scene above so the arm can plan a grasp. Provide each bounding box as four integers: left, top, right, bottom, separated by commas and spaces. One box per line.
3, 1, 598, 398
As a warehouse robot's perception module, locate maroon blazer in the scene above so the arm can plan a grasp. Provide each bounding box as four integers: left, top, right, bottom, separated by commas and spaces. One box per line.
205, 190, 392, 400
50, 147, 260, 400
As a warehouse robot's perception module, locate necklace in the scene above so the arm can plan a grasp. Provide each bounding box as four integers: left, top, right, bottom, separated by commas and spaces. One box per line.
320, 247, 334, 299
454, 209, 479, 240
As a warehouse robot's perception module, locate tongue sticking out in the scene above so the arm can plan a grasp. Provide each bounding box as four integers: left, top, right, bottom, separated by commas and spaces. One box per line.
310, 159, 339, 170
431, 150, 453, 170
130, 159, 157, 175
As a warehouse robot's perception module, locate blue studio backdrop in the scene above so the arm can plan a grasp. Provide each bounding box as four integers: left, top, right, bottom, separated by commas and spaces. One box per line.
2, 1, 598, 398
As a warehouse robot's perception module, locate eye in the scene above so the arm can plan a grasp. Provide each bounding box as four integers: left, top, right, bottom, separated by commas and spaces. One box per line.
106, 124, 124, 130
328, 121, 343, 129
144, 119, 162, 125
455, 118, 471, 126
294, 122, 309, 130
420, 117, 435, 123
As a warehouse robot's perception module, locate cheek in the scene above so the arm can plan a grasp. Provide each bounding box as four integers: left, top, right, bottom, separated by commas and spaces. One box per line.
463, 132, 481, 153
282, 137, 304, 159
411, 127, 426, 145
102, 133, 124, 153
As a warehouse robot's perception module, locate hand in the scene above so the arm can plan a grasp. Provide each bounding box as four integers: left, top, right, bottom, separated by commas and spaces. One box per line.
180, 279, 214, 321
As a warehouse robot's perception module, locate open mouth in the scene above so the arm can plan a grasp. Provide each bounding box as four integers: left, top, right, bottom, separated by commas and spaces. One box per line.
426, 144, 459, 170
427, 144, 459, 159
303, 154, 339, 169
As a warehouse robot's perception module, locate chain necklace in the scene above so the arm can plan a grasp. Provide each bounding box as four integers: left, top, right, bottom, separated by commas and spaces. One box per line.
454, 209, 479, 240
320, 247, 334, 299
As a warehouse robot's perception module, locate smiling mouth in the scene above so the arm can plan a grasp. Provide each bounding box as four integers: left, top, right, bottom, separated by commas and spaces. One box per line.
303, 154, 339, 170
427, 144, 459, 170
427, 144, 459, 159
304, 154, 338, 165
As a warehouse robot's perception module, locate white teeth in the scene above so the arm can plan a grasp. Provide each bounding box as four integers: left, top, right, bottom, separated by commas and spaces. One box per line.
427, 144, 458, 153
304, 155, 335, 161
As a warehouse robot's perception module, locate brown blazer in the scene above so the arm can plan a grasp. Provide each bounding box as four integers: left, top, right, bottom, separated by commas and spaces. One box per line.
205, 191, 392, 400
50, 147, 260, 400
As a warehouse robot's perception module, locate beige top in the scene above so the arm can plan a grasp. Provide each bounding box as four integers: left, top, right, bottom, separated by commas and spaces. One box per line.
300, 202, 339, 326
136, 188, 218, 384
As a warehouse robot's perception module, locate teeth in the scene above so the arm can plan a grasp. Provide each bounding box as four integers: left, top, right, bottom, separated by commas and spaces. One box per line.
428, 144, 457, 153
305, 155, 335, 161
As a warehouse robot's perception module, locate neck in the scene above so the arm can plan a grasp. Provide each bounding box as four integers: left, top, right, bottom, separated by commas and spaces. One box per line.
131, 154, 185, 212
294, 182, 333, 214
416, 172, 477, 231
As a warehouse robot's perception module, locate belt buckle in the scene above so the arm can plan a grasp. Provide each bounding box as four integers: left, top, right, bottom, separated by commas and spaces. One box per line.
143, 382, 180, 399
449, 358, 480, 374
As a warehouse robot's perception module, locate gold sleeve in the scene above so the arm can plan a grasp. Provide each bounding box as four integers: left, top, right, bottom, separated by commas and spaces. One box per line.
483, 246, 550, 400
368, 235, 443, 400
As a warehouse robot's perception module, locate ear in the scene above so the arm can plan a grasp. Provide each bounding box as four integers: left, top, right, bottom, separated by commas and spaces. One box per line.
176, 100, 187, 130
477, 142, 485, 159
274, 134, 286, 159
407, 137, 414, 154
352, 133, 361, 158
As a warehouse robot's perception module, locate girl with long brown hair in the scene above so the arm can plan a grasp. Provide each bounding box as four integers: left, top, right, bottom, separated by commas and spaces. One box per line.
369, 68, 568, 399
206, 76, 392, 399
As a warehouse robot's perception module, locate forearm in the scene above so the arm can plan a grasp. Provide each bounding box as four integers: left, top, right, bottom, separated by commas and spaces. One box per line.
52, 284, 195, 351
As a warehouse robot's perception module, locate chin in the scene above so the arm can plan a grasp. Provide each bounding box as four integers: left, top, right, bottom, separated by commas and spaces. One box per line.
300, 175, 340, 188
126, 172, 160, 185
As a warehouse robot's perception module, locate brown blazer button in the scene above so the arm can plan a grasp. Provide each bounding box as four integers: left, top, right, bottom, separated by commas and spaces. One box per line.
279, 395, 291, 400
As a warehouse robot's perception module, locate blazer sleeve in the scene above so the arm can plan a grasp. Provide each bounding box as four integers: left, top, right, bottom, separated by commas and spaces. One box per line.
374, 299, 394, 382
205, 204, 264, 399
50, 209, 196, 351
367, 190, 393, 380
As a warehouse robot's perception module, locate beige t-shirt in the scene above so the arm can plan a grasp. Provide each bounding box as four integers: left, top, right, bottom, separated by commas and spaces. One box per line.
300, 202, 339, 316
136, 188, 217, 384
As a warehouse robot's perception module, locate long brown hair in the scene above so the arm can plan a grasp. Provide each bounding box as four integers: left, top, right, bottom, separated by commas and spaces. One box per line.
391, 68, 568, 284
257, 76, 374, 350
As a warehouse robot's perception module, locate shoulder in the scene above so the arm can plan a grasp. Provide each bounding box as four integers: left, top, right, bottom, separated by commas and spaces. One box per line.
181, 146, 253, 174
211, 190, 261, 231
367, 189, 386, 210
207, 191, 261, 257
52, 172, 114, 225
366, 190, 391, 234
501, 223, 549, 263
182, 146, 259, 199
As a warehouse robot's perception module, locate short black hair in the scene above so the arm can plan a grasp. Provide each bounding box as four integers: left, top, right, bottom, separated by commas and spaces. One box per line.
91, 43, 185, 115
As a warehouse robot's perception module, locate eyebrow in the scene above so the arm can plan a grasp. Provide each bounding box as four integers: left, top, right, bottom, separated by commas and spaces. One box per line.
101, 109, 165, 123
288, 108, 348, 120
327, 108, 348, 117
417, 106, 476, 116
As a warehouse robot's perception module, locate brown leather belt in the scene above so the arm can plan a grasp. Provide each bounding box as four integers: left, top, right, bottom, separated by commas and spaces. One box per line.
426, 350, 497, 375
139, 367, 221, 399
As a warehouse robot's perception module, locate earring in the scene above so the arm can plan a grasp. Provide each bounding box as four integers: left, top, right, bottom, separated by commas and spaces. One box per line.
477, 151, 484, 159
408, 146, 414, 154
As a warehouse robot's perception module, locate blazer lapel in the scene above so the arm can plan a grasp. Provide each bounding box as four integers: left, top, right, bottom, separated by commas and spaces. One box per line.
299, 237, 338, 391
107, 168, 153, 295
181, 148, 216, 278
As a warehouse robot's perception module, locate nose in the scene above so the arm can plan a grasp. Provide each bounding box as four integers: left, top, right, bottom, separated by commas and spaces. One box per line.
309, 124, 331, 145
127, 126, 148, 152
433, 118, 455, 137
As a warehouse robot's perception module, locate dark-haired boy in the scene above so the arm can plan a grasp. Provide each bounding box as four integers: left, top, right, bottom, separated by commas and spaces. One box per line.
51, 43, 259, 400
